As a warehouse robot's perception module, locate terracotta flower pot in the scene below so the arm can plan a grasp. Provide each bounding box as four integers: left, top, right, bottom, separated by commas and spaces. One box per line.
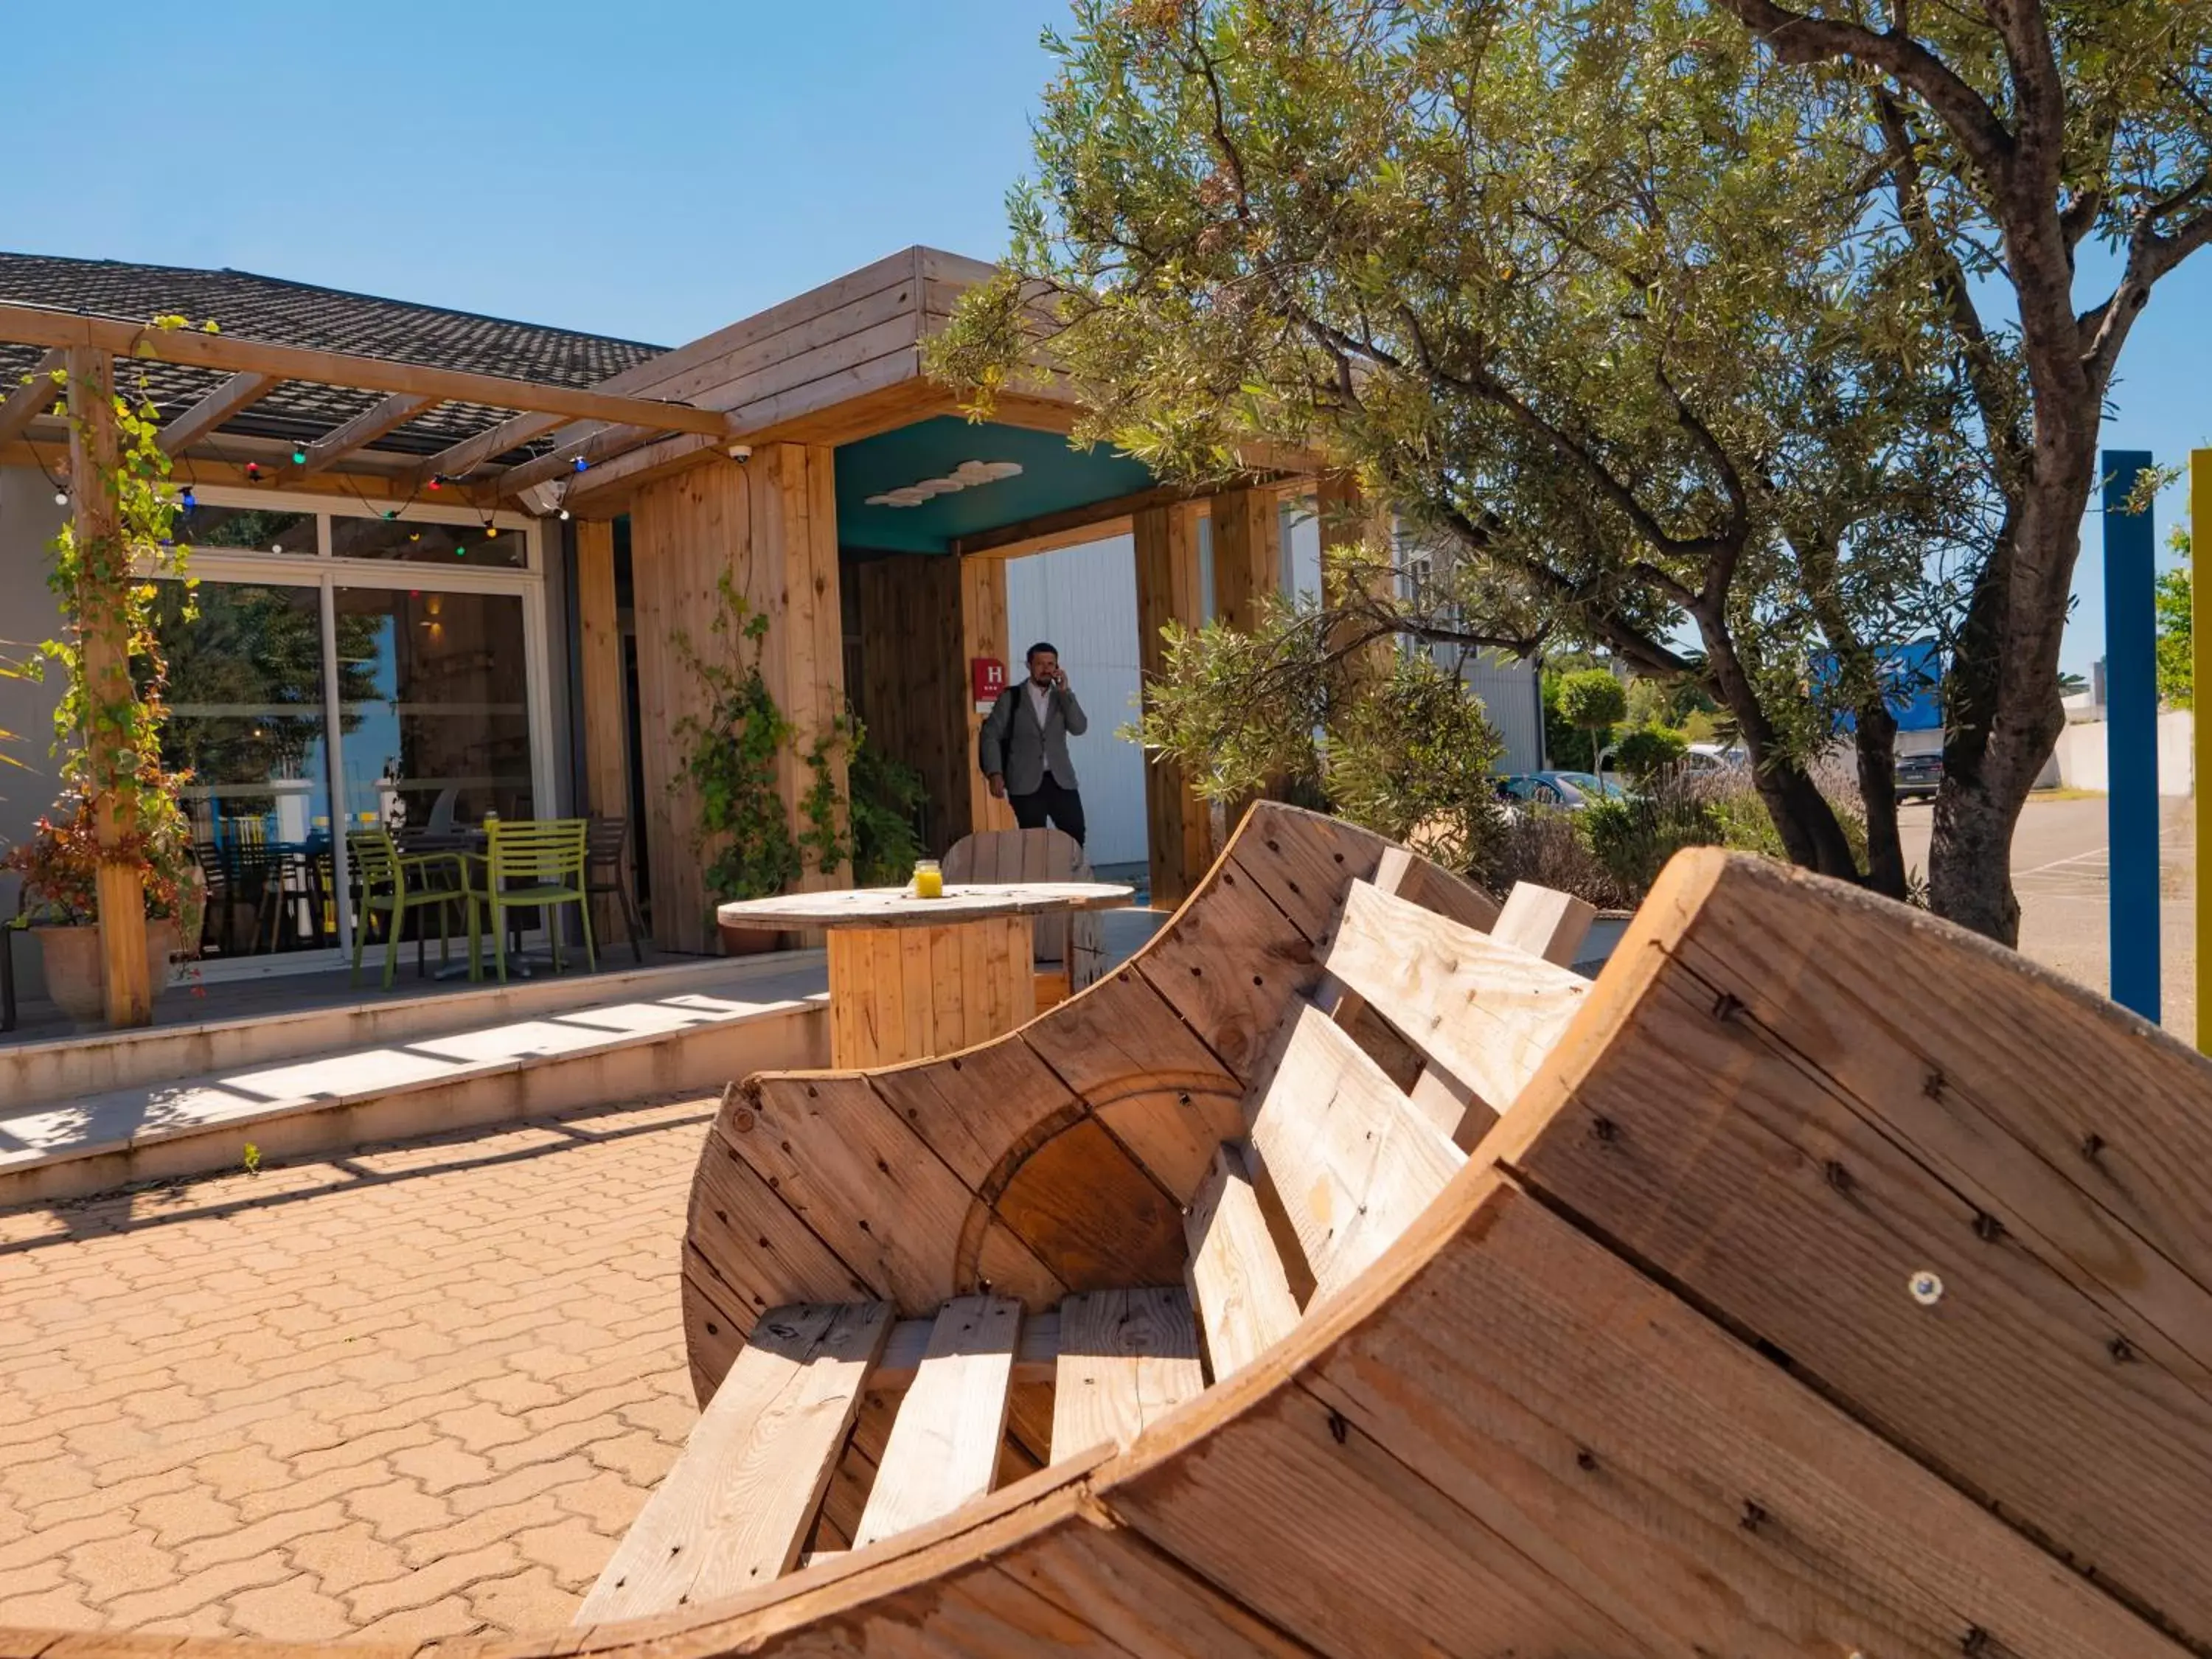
32, 919, 182, 1023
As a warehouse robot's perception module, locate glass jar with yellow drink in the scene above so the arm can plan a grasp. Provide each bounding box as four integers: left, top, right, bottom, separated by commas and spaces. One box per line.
913, 859, 944, 899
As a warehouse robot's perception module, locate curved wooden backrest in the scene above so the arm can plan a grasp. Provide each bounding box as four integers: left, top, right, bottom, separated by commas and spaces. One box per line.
677, 802, 1498, 1403
29, 832, 2212, 1659
940, 826, 1103, 986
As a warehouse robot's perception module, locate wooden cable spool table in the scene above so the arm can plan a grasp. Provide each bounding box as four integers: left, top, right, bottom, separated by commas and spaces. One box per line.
715, 881, 1134, 1067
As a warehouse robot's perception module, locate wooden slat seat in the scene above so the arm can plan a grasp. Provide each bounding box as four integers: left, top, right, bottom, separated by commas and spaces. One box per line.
588, 832, 1587, 1621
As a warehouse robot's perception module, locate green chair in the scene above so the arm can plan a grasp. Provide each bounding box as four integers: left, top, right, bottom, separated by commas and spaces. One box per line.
347, 829, 468, 989
466, 818, 596, 984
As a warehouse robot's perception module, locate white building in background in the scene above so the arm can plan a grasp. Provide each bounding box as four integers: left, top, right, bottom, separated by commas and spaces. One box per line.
1006, 506, 1544, 871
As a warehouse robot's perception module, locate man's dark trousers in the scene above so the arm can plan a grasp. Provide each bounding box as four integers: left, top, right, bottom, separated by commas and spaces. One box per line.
1008, 774, 1086, 846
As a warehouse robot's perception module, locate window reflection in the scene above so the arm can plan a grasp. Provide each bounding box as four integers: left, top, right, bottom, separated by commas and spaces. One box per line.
335, 588, 532, 832
330, 513, 525, 568
178, 504, 315, 556
156, 582, 344, 959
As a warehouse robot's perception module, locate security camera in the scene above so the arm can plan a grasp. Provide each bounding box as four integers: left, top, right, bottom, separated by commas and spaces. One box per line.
727, 443, 753, 462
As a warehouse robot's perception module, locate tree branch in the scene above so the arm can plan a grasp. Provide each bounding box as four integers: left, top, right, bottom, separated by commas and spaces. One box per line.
1713, 0, 2017, 184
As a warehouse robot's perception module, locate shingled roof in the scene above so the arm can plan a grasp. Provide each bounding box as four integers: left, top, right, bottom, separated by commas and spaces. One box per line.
0, 252, 669, 462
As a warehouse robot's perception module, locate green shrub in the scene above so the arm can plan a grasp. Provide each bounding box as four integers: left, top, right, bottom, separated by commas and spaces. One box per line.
1612, 724, 1688, 784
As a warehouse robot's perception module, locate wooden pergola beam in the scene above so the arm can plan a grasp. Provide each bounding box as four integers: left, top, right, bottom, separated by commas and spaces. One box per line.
412, 411, 568, 486
0, 349, 66, 445
494, 422, 661, 500
297, 392, 439, 475
0, 300, 735, 439
156, 371, 280, 456
950, 476, 1295, 559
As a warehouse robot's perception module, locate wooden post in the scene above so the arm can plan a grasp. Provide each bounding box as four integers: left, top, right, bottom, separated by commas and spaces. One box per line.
575, 518, 632, 942
1211, 484, 1281, 635
961, 555, 1017, 841
2194, 449, 2211, 1054
629, 444, 848, 954
1211, 484, 1285, 829
1135, 501, 1212, 908
1314, 470, 1396, 692
66, 346, 153, 1028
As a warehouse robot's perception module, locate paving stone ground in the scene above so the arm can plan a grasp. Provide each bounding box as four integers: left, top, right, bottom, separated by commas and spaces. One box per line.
0, 1096, 717, 1641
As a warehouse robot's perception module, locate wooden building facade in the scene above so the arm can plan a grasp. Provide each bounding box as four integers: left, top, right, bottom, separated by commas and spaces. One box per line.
0, 246, 1326, 1023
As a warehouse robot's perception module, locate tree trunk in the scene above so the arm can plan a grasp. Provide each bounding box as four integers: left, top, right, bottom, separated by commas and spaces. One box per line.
1853, 700, 1907, 901
1700, 613, 1862, 878
1930, 473, 2082, 944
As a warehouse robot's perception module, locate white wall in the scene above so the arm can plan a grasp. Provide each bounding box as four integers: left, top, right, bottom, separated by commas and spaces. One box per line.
2053, 709, 2194, 795
1007, 501, 1545, 869
1005, 533, 1153, 870
0, 467, 72, 999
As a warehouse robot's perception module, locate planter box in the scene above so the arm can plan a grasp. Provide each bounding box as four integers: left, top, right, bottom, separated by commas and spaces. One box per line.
32, 919, 183, 1023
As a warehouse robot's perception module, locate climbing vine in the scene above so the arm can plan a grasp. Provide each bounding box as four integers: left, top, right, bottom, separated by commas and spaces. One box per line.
2, 319, 216, 928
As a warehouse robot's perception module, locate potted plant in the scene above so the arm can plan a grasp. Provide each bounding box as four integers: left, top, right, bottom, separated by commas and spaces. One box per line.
2, 776, 204, 1023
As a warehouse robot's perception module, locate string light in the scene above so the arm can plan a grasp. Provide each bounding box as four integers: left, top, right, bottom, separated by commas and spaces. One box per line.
53, 487, 68, 507
426, 474, 444, 493
484, 525, 499, 539
245, 462, 262, 481
291, 442, 308, 465
571, 456, 588, 473
558, 507, 571, 521
179, 487, 196, 512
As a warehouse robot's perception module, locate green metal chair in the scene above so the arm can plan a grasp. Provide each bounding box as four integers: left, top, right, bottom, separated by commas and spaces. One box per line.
466, 818, 597, 984
347, 829, 468, 989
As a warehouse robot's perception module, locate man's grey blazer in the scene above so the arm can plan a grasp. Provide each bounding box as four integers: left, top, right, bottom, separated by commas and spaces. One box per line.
978, 682, 1088, 796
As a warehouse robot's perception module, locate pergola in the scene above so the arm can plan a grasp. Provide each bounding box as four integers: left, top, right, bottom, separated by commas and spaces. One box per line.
0, 248, 1352, 1028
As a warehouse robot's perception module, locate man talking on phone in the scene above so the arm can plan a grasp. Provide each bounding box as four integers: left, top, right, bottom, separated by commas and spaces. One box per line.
978, 641, 1088, 846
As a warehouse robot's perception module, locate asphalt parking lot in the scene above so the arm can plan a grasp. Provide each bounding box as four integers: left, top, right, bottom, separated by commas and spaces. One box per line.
1896, 792, 2196, 1039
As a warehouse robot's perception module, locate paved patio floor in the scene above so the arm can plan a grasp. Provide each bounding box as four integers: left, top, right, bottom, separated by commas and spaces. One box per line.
0, 1095, 716, 1641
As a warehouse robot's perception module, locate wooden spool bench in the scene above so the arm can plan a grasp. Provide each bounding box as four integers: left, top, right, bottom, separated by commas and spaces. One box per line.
27, 799, 2212, 1657
580, 840, 1595, 1620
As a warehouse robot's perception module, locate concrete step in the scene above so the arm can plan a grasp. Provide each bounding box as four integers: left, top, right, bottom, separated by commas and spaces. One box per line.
2, 953, 818, 1113
0, 963, 829, 1208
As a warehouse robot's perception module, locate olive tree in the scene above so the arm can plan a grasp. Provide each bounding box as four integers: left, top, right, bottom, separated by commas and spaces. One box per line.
933, 0, 1992, 904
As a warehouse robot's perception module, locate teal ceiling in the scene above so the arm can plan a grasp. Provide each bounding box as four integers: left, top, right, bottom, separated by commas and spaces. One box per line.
834, 417, 1155, 556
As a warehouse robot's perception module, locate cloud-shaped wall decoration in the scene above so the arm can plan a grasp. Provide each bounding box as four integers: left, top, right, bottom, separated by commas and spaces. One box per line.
864, 459, 1023, 509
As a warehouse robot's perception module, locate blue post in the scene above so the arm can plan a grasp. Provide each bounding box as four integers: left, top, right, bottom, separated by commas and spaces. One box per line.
2103, 450, 2160, 1020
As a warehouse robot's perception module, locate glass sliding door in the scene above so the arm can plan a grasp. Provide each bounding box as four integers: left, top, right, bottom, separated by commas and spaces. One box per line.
333, 586, 534, 833
156, 581, 339, 961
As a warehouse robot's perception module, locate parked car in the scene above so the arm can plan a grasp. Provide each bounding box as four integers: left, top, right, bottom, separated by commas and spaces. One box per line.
1683, 742, 1746, 773
1896, 751, 1943, 802
1495, 771, 1628, 810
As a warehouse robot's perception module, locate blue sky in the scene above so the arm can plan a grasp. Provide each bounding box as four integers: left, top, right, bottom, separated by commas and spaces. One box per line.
4, 0, 2200, 678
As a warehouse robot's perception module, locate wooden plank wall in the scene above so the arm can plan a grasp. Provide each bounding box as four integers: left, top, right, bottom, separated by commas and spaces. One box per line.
851, 552, 1015, 855
629, 445, 847, 954
574, 519, 632, 942
1133, 503, 1211, 908
854, 555, 964, 855
961, 556, 1017, 840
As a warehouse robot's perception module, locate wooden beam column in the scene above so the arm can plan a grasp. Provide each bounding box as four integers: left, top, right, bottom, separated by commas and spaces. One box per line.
1211, 485, 1285, 830
1314, 470, 1396, 693
630, 444, 849, 954
575, 518, 633, 942
66, 347, 153, 1027
1211, 484, 1281, 634
961, 555, 1016, 841
1134, 501, 1211, 908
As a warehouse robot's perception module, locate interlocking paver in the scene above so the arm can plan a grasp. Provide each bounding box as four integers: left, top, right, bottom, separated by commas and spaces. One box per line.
0, 1096, 711, 1637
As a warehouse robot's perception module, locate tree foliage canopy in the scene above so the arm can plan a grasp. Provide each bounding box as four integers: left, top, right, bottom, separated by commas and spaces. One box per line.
933, 0, 1994, 898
